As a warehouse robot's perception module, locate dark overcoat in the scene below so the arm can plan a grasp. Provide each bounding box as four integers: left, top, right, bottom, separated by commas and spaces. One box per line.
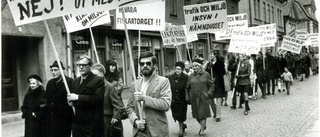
71, 72, 105, 137
206, 59, 226, 98
21, 86, 46, 137
265, 56, 280, 80
45, 76, 74, 137
255, 58, 265, 83
168, 73, 188, 122
186, 70, 213, 119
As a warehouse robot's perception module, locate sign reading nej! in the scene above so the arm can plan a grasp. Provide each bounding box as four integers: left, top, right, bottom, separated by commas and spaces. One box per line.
160, 24, 187, 45
183, 1, 228, 34
280, 36, 303, 54
309, 33, 319, 47
214, 13, 248, 40
63, 11, 111, 33
115, 0, 165, 31
250, 23, 277, 47
7, 0, 158, 26
228, 29, 263, 54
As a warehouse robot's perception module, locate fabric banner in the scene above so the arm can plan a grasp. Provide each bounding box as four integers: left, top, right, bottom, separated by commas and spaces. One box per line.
115, 0, 165, 31
160, 24, 187, 45
214, 13, 248, 40
228, 29, 263, 54
63, 11, 110, 33
309, 33, 319, 47
183, 1, 228, 34
280, 36, 303, 54
7, 0, 158, 26
250, 23, 276, 47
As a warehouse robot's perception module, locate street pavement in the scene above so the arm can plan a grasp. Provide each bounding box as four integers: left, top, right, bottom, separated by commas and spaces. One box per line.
2, 75, 319, 137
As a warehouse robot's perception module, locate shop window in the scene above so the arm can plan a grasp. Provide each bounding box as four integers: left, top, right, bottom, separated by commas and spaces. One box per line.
169, 0, 178, 17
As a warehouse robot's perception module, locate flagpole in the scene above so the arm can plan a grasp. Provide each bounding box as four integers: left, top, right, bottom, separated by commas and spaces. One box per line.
138, 30, 141, 78
89, 27, 100, 64
44, 20, 75, 114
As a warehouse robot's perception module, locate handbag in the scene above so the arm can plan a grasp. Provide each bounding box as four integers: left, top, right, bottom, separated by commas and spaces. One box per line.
223, 74, 231, 92
120, 108, 128, 120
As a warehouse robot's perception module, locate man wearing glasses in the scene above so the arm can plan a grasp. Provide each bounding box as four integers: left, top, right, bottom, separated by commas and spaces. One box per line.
45, 61, 74, 137
126, 51, 172, 137
68, 55, 105, 137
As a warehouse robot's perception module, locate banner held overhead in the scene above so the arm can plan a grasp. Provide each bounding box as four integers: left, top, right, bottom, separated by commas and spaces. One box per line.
228, 29, 263, 54
214, 13, 248, 40
280, 36, 304, 54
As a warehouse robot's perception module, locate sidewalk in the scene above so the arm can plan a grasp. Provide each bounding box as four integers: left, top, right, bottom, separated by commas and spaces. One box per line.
304, 120, 319, 137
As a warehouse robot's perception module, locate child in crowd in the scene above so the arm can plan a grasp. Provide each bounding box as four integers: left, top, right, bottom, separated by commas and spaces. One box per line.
281, 67, 293, 95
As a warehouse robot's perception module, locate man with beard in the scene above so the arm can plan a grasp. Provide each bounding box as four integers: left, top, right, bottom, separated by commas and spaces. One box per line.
45, 61, 73, 137
126, 51, 172, 137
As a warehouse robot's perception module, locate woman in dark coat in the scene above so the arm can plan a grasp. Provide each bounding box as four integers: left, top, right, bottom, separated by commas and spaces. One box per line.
265, 49, 280, 95
255, 52, 266, 99
168, 61, 188, 137
205, 50, 225, 122
21, 75, 46, 137
186, 58, 214, 136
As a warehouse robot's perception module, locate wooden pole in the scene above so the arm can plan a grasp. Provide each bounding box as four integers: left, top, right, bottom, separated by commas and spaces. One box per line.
89, 27, 100, 64
176, 44, 182, 61
43, 20, 75, 114
138, 30, 141, 78
121, 8, 143, 120
231, 60, 241, 99
186, 43, 192, 61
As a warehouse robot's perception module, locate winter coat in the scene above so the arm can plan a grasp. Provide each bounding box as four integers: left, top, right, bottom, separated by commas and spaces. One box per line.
255, 58, 266, 83
205, 59, 226, 98
21, 86, 46, 137
265, 55, 280, 80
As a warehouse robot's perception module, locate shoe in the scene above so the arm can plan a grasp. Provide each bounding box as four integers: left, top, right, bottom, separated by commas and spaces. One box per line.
262, 96, 266, 99
244, 111, 248, 115
248, 96, 252, 99
272, 93, 275, 95
238, 105, 243, 108
278, 89, 281, 93
182, 124, 187, 133
224, 103, 228, 106
287, 92, 290, 95
178, 132, 184, 137
216, 118, 220, 122
282, 89, 285, 92
213, 113, 216, 118
266, 93, 271, 95
230, 106, 236, 109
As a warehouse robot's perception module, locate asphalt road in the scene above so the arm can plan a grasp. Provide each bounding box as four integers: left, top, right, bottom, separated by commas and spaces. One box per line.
2, 75, 319, 137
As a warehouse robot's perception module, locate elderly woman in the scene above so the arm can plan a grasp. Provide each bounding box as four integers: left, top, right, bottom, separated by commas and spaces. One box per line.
105, 60, 124, 95
236, 54, 252, 115
21, 75, 46, 137
186, 58, 214, 136
168, 61, 189, 137
91, 63, 125, 137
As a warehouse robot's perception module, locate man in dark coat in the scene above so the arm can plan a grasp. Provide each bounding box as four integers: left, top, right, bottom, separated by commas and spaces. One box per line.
68, 55, 105, 137
265, 49, 280, 95
45, 61, 74, 137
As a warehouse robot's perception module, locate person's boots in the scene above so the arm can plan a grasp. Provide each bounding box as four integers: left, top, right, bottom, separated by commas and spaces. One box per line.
244, 100, 250, 115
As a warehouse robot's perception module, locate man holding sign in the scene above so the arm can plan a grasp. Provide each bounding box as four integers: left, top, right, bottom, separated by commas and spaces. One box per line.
126, 51, 172, 137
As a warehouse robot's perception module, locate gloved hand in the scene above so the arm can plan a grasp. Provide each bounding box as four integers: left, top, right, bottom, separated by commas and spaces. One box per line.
235, 75, 241, 78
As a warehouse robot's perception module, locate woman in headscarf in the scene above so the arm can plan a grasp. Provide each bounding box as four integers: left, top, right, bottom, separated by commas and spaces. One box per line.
168, 61, 189, 137
21, 75, 46, 137
186, 58, 214, 136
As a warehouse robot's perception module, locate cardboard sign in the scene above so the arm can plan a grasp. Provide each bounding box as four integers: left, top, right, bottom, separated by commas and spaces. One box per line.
160, 24, 187, 45
309, 33, 319, 47
296, 29, 311, 45
280, 36, 303, 54
7, 0, 158, 26
214, 13, 248, 40
183, 1, 228, 34
228, 29, 263, 54
250, 23, 276, 47
63, 11, 110, 33
115, 0, 165, 31
183, 25, 198, 43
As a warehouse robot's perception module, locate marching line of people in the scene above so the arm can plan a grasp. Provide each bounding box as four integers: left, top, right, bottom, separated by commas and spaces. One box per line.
21, 50, 318, 137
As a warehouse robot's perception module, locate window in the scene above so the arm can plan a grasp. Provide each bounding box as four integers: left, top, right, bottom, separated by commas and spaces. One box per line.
257, 0, 260, 19
280, 9, 283, 26
170, 0, 178, 17
254, 0, 257, 18
230, 5, 236, 14
184, 0, 191, 5
271, 6, 274, 23
267, 4, 270, 23
263, 2, 266, 21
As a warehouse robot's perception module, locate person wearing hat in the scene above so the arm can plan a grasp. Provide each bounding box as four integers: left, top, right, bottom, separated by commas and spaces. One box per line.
167, 61, 189, 137
186, 58, 214, 136
21, 74, 46, 137
44, 61, 74, 137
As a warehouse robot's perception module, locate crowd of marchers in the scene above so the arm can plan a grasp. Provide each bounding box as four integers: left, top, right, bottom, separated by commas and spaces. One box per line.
20, 49, 318, 137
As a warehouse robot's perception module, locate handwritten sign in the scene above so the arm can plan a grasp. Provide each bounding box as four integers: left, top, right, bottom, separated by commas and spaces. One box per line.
214, 13, 248, 40
228, 29, 263, 54
115, 0, 165, 31
250, 23, 276, 47
63, 11, 110, 33
160, 24, 187, 45
296, 29, 311, 45
309, 33, 319, 47
280, 36, 303, 54
7, 0, 158, 26
183, 25, 198, 43
183, 1, 228, 34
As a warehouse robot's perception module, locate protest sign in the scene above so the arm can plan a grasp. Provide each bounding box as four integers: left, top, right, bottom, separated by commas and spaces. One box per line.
214, 13, 248, 40
280, 36, 303, 54
183, 25, 198, 43
63, 11, 110, 33
296, 29, 311, 45
160, 24, 187, 45
183, 1, 228, 34
7, 0, 158, 26
228, 29, 263, 54
116, 0, 165, 31
250, 23, 276, 47
309, 33, 319, 47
